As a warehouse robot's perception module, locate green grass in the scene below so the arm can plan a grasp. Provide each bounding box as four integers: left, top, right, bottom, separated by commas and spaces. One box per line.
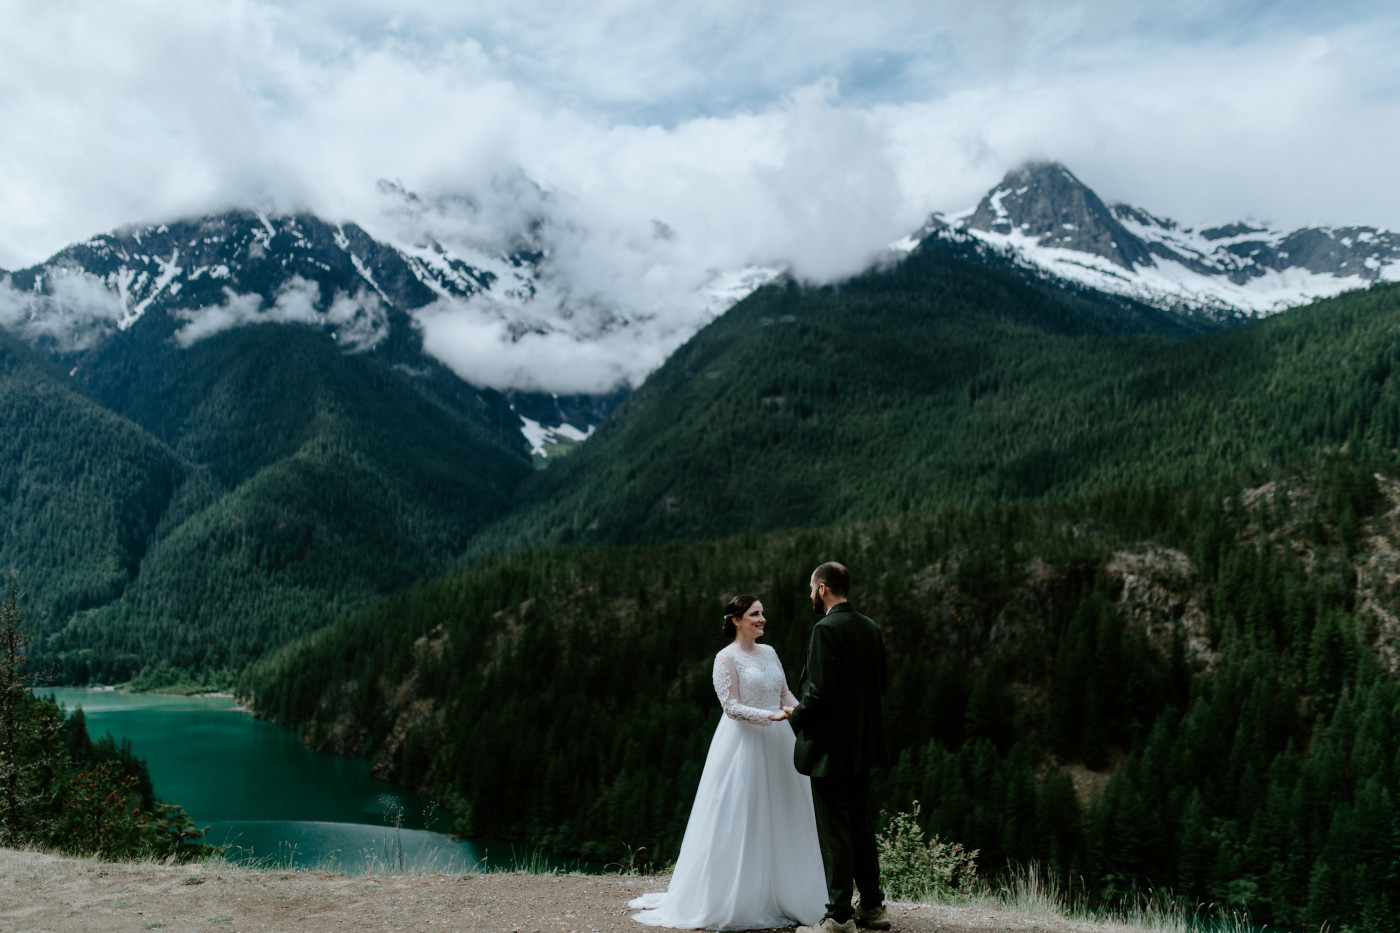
934, 864, 1265, 933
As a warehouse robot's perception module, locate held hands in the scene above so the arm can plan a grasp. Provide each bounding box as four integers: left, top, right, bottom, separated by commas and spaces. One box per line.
768, 705, 796, 721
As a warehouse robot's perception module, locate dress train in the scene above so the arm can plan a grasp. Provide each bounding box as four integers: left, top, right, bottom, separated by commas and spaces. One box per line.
630, 644, 827, 930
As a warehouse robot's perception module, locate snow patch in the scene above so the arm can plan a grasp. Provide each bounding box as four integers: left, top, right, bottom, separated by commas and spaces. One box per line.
519, 416, 594, 457
888, 234, 921, 254
253, 212, 276, 245
962, 225, 1371, 316
122, 250, 182, 329
345, 250, 388, 302
988, 188, 1013, 224
696, 265, 783, 318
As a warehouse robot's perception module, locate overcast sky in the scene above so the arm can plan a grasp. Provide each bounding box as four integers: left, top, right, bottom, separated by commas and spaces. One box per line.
3, 0, 1399, 389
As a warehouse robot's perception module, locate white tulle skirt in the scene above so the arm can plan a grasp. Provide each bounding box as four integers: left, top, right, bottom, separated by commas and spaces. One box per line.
629, 715, 827, 930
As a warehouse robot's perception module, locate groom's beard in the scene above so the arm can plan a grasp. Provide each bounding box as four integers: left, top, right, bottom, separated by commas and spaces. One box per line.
811, 596, 825, 619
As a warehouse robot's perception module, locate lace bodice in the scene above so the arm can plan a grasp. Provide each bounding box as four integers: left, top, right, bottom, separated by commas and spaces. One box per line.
712, 643, 798, 725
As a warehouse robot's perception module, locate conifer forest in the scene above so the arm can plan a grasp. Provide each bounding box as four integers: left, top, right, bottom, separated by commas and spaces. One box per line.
7, 241, 1400, 931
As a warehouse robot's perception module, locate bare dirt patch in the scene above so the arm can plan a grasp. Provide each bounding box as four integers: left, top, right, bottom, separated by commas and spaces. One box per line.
0, 847, 1136, 933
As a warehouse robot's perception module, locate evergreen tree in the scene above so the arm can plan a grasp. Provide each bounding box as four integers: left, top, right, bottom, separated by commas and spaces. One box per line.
0, 572, 61, 845
0, 574, 203, 856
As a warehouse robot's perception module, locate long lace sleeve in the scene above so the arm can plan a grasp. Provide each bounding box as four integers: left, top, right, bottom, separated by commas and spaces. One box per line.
780, 674, 798, 711
712, 652, 773, 724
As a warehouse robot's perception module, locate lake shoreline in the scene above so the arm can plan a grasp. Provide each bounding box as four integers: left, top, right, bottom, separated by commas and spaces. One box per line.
40, 687, 480, 874
46, 682, 246, 702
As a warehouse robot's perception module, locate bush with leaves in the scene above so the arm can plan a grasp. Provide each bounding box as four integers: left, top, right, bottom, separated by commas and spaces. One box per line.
877, 802, 980, 902
58, 761, 203, 856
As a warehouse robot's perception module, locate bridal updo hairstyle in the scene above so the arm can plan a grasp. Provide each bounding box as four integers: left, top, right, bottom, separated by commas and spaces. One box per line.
723, 594, 759, 640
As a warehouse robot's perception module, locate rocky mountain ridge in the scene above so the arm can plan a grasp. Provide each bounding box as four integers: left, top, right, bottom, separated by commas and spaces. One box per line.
0, 185, 792, 454
0, 208, 630, 448
903, 162, 1400, 318
8, 162, 1400, 453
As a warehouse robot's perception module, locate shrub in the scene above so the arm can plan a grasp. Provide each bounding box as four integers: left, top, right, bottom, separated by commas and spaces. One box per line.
877, 802, 979, 902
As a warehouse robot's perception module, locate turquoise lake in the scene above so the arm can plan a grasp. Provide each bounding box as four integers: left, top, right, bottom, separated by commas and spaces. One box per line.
44, 688, 491, 873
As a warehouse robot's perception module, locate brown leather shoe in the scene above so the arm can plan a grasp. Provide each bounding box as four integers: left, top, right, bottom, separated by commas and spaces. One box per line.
796, 918, 855, 933
854, 904, 891, 930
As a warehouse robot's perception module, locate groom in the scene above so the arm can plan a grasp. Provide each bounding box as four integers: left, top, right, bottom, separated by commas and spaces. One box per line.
786, 561, 891, 933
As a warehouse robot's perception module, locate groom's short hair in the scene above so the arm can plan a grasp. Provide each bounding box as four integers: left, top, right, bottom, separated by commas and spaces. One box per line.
813, 561, 850, 598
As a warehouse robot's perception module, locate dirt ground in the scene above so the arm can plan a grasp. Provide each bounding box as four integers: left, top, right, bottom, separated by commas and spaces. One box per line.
0, 848, 1136, 933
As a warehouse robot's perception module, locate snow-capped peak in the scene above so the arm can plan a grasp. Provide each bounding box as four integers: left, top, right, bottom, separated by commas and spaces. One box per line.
909, 161, 1400, 319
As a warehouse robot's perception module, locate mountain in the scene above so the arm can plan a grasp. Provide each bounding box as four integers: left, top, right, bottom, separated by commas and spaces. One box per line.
8, 166, 1400, 926
7, 162, 1398, 451
471, 227, 1400, 553
0, 330, 214, 626
903, 162, 1400, 318
9, 163, 1398, 927
2, 220, 542, 684
9, 168, 1400, 683
0, 197, 781, 450
1, 207, 619, 438
3, 314, 536, 685
45, 318, 541, 685
0, 191, 787, 682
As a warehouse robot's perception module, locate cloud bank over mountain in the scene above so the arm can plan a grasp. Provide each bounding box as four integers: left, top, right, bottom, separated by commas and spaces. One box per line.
2, 0, 1399, 390
0, 269, 125, 353
171, 277, 389, 352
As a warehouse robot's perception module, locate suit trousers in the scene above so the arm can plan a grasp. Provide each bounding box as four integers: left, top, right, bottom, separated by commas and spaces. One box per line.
810, 770, 885, 924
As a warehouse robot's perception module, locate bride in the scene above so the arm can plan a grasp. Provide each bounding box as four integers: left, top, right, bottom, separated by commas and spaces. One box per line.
630, 595, 827, 930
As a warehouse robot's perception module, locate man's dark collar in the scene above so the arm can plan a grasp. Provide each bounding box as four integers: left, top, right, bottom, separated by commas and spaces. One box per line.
826, 601, 852, 615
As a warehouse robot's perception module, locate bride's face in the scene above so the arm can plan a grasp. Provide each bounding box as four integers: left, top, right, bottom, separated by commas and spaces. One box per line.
736, 601, 766, 640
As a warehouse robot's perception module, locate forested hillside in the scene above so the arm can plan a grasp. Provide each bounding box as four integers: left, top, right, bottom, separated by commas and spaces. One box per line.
16, 238, 1400, 688
0, 332, 215, 629
478, 245, 1400, 552
66, 298, 527, 491
8, 316, 533, 687
246, 452, 1399, 930
48, 322, 532, 686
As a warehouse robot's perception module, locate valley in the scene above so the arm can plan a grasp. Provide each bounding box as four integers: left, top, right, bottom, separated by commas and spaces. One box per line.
4, 164, 1400, 929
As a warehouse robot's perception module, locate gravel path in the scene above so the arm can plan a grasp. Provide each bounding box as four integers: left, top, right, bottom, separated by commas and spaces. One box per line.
0, 848, 1136, 933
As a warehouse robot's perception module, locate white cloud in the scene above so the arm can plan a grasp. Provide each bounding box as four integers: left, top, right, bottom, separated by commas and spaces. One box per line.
4, 2, 1398, 267
413, 300, 657, 394
0, 268, 126, 353
2, 0, 1400, 390
877, 25, 1400, 232
172, 277, 388, 350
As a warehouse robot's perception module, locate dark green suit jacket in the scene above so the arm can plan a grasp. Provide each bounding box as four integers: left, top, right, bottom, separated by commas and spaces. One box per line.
790, 603, 890, 778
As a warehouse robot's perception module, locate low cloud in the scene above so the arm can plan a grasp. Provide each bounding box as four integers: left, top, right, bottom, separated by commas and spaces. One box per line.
412, 297, 672, 395
372, 79, 911, 392
0, 268, 126, 353
172, 277, 388, 351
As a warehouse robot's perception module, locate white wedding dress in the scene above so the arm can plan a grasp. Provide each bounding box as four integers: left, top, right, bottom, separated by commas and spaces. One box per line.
630, 643, 827, 930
